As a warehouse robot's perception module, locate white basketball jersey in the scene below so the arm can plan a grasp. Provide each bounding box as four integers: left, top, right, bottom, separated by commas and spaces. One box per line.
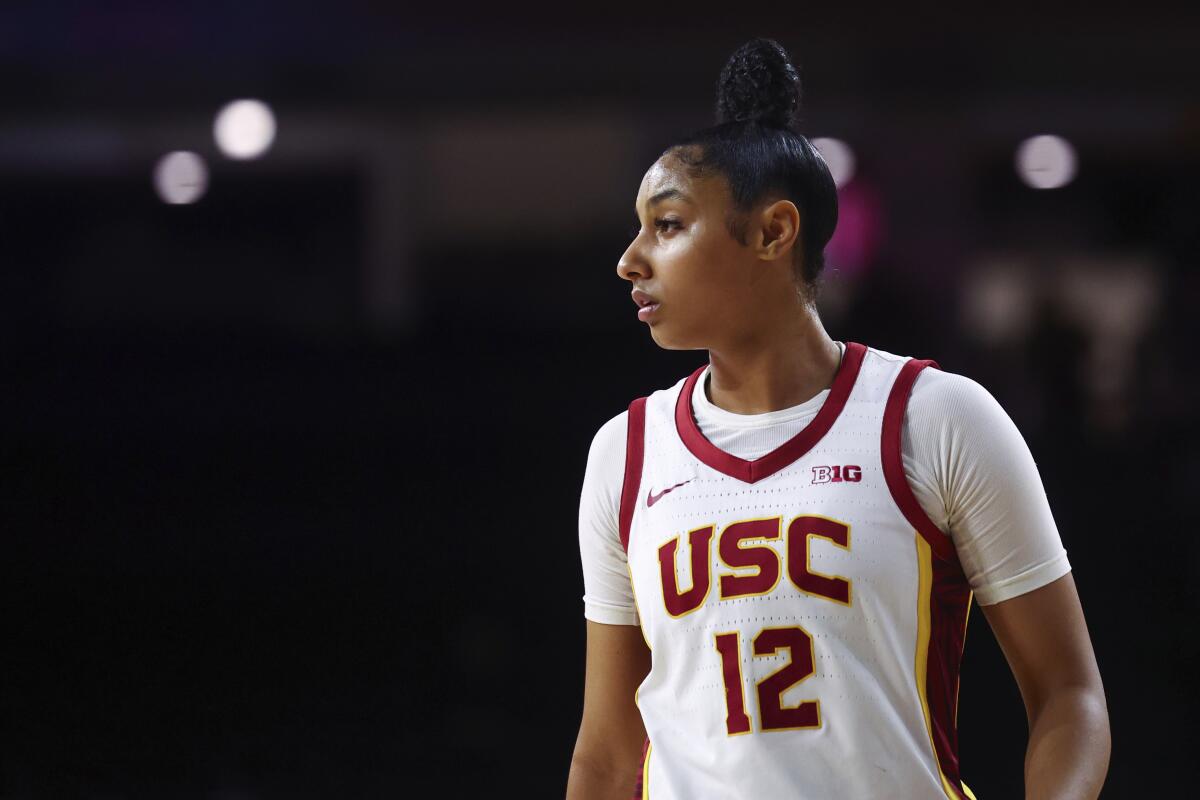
619, 342, 977, 800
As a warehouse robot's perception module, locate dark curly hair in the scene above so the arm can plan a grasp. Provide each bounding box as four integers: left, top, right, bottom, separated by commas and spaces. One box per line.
664, 38, 839, 297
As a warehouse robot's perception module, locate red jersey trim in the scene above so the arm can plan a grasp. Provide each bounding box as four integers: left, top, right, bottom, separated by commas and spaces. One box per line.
881, 357, 958, 563
633, 736, 650, 800
928, 559, 973, 800
619, 397, 647, 553
673, 341, 867, 485
890, 358, 974, 797
915, 535, 974, 800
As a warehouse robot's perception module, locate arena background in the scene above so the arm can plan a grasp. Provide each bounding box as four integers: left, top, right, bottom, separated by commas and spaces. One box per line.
3, 2, 1197, 796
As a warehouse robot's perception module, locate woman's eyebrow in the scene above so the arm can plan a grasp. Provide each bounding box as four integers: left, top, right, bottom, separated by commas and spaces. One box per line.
648, 188, 692, 206
635, 188, 693, 217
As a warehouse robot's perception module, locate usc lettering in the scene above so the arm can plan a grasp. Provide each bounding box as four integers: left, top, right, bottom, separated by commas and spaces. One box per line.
658, 526, 715, 617
658, 515, 852, 617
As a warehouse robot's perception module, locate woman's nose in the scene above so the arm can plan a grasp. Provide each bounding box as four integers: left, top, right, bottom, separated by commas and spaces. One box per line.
617, 238, 650, 282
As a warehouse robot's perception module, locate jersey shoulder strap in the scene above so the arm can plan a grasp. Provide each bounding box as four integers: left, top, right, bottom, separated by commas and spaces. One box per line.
880, 356, 960, 564
618, 396, 647, 553
618, 396, 651, 799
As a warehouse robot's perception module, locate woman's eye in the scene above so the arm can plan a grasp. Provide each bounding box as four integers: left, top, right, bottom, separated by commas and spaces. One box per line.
628, 218, 682, 238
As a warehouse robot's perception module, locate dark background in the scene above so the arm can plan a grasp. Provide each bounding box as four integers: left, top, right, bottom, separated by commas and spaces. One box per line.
3, 2, 1198, 797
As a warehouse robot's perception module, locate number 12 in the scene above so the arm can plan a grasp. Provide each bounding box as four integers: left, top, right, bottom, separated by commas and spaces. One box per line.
713, 625, 821, 735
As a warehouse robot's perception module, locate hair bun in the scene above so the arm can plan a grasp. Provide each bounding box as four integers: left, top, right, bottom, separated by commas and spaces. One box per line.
715, 38, 801, 129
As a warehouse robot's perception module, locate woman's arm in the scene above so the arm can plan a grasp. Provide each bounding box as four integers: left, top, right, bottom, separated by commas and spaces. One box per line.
566, 621, 651, 800
570, 411, 647, 798
902, 370, 1107, 795
980, 572, 1111, 799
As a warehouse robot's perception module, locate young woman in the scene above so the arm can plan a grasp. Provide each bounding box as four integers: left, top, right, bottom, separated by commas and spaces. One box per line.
566, 39, 1110, 800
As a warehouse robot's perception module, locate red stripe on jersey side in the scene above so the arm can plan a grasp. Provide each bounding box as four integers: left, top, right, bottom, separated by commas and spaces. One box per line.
620, 400, 649, 796
881, 357, 958, 563
886, 357, 974, 797
632, 736, 650, 800
928, 559, 973, 799
619, 397, 647, 553
674, 341, 867, 485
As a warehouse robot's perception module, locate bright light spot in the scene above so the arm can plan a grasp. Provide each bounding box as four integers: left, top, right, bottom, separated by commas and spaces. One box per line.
213, 99, 276, 160
1015, 134, 1077, 189
153, 151, 208, 204
811, 137, 856, 188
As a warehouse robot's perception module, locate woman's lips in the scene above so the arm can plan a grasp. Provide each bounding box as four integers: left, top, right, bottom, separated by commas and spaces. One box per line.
637, 302, 661, 322
631, 289, 660, 322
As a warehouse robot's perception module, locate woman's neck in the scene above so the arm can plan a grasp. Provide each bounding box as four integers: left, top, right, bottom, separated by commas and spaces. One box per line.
705, 308, 841, 415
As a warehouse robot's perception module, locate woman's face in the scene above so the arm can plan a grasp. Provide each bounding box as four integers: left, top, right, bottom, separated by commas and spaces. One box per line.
617, 153, 778, 351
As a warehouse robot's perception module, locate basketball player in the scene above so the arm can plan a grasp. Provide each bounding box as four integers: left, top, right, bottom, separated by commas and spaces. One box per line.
566, 39, 1110, 800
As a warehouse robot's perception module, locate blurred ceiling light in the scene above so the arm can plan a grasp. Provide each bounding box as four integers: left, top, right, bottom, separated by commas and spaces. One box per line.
213, 99, 276, 160
153, 151, 208, 204
811, 137, 856, 188
1015, 134, 1077, 189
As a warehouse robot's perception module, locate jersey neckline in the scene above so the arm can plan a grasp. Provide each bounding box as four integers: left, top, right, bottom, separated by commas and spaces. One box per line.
691, 340, 846, 429
674, 341, 867, 484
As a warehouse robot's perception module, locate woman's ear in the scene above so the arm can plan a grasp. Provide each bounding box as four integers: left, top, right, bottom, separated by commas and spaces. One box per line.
756, 199, 801, 262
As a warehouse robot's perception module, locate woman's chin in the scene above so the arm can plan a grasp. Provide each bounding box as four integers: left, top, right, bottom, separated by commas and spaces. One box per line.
648, 325, 702, 352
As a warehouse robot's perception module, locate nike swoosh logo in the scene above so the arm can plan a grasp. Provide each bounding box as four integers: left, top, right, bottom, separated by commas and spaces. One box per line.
646, 479, 694, 508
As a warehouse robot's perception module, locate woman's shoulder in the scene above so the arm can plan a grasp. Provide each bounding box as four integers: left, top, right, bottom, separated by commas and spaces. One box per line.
587, 369, 695, 461
895, 359, 1024, 450
853, 344, 1016, 439
909, 363, 1004, 421
589, 409, 629, 455
861, 344, 998, 412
